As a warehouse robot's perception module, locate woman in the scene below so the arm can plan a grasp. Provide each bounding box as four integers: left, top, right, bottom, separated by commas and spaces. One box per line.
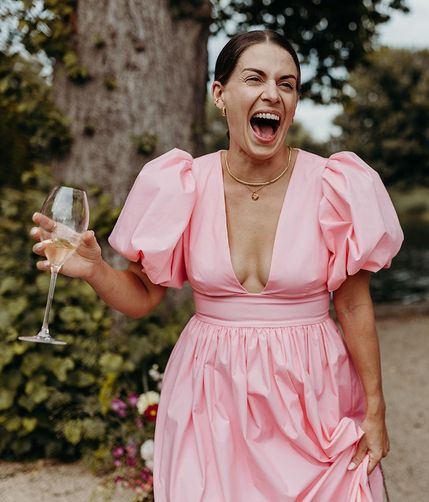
32, 31, 403, 501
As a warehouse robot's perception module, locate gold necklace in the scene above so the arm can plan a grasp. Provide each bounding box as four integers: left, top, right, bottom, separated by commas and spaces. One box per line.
223, 146, 292, 200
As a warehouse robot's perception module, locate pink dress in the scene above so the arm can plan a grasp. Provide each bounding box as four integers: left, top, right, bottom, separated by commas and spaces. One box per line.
109, 148, 403, 502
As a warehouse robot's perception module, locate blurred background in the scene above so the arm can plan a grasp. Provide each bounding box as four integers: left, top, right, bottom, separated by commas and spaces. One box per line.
0, 1, 428, 501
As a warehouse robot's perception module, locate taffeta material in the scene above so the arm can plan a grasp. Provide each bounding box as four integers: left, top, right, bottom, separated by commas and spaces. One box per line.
109, 148, 403, 502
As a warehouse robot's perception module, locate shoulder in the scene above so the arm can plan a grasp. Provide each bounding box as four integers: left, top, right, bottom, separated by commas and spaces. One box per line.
297, 148, 377, 175
137, 148, 193, 177
191, 150, 222, 180
294, 148, 328, 177
298, 149, 383, 188
143, 148, 221, 176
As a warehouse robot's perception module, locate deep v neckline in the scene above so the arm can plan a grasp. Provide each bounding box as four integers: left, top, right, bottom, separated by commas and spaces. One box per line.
218, 149, 301, 295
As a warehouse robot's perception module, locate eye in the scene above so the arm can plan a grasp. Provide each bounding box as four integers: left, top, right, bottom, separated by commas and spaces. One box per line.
279, 81, 295, 89
245, 75, 262, 84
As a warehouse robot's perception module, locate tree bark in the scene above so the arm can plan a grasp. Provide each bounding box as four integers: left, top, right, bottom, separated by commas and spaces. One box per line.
51, 0, 211, 205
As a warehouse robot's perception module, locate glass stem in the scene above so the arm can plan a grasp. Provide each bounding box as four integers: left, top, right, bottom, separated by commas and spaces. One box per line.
40, 265, 61, 337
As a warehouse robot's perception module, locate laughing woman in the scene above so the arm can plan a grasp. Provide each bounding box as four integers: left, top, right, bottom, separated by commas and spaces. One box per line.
32, 31, 403, 501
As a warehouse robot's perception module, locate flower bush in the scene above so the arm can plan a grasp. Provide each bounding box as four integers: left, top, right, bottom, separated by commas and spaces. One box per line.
0, 165, 193, 461
103, 364, 164, 501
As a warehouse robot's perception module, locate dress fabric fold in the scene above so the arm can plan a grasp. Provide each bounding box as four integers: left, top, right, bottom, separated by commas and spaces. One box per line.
109, 148, 403, 502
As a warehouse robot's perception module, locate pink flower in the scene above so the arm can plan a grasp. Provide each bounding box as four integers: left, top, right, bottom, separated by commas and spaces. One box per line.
113, 446, 125, 458
140, 468, 152, 482
126, 443, 137, 458
135, 417, 144, 429
127, 393, 139, 407
114, 459, 121, 467
111, 398, 127, 417
126, 456, 137, 467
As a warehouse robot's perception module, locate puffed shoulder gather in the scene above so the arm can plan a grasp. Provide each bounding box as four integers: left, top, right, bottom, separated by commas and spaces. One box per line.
319, 151, 404, 292
108, 148, 196, 288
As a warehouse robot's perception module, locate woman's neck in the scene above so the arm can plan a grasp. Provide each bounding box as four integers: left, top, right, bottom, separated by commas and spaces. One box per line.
225, 144, 290, 182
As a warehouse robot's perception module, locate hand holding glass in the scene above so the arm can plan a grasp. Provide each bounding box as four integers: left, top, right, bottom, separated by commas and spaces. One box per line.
19, 186, 89, 345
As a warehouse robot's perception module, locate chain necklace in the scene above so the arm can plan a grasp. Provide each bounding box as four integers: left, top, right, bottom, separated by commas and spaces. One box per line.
223, 146, 292, 200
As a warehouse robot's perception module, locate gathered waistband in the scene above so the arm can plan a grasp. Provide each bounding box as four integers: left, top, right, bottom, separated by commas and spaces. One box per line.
193, 291, 331, 328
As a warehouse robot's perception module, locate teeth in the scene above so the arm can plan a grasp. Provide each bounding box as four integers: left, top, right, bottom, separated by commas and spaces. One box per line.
253, 112, 280, 121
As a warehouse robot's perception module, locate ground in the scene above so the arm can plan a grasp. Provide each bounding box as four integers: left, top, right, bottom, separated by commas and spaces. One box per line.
0, 304, 428, 502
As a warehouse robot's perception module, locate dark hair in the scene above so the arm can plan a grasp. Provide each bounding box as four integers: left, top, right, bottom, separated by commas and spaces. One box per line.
214, 30, 301, 92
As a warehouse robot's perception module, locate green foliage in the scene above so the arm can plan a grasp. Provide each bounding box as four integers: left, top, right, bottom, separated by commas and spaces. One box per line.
1, 0, 410, 103
1, 0, 90, 83
0, 52, 72, 187
63, 51, 90, 84
287, 121, 330, 157
103, 76, 118, 91
210, 0, 410, 102
132, 132, 158, 156
93, 34, 106, 50
332, 47, 429, 187
0, 166, 191, 460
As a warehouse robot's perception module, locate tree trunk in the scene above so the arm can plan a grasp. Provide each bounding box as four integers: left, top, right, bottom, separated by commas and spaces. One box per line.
51, 0, 211, 205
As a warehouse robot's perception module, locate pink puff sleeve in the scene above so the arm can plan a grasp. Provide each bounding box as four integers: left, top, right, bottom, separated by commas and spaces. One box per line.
108, 148, 196, 288
319, 152, 404, 292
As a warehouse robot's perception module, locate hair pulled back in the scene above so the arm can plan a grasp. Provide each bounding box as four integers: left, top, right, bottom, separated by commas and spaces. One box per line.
214, 30, 301, 92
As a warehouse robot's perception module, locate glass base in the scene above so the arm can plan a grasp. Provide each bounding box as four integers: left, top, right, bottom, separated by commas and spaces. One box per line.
18, 334, 67, 345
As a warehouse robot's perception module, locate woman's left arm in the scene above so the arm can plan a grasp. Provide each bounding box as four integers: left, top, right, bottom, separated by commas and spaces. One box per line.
333, 270, 390, 474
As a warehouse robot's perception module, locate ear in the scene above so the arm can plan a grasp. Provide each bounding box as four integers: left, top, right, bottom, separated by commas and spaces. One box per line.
212, 81, 225, 111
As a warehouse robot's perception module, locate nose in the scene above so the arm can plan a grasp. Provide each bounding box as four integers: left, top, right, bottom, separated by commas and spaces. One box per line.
261, 80, 280, 103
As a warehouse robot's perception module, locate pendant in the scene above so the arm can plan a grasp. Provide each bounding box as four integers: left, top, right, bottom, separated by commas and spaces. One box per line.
251, 192, 259, 201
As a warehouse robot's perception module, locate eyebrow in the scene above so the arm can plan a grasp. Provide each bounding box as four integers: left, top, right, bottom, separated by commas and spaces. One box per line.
242, 67, 297, 80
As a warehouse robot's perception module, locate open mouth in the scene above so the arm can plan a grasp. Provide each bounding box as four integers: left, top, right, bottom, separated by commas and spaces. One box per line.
250, 112, 281, 141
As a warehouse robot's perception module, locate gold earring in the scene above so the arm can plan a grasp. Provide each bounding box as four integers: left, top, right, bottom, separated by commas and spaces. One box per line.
222, 107, 226, 117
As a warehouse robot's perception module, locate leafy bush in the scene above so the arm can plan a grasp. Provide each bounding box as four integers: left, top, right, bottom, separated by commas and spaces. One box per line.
0, 52, 72, 187
97, 381, 162, 501
0, 164, 191, 460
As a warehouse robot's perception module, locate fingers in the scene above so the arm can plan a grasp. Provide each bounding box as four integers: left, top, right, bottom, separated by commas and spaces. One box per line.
384, 432, 390, 457
30, 212, 56, 243
30, 226, 41, 241
348, 437, 368, 471
33, 240, 47, 256
36, 259, 51, 271
32, 212, 56, 232
367, 450, 383, 474
31, 216, 96, 247
348, 437, 389, 474
367, 436, 389, 474
81, 229, 95, 244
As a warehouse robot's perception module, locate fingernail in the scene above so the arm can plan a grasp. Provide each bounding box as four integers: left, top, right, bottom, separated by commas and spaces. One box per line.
30, 227, 37, 236
347, 462, 356, 470
33, 243, 42, 251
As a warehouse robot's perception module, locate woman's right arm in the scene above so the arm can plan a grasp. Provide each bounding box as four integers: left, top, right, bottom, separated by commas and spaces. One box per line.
87, 259, 166, 319
31, 212, 166, 319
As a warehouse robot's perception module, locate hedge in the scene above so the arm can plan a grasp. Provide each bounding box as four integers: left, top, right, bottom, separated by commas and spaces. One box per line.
0, 164, 190, 460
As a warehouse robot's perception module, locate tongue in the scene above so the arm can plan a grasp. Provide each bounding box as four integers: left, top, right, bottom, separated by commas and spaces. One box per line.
252, 122, 275, 138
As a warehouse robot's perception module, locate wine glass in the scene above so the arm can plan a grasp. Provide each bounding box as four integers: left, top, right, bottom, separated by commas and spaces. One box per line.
19, 186, 89, 345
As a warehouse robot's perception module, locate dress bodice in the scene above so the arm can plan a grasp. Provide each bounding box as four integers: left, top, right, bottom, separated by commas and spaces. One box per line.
108, 148, 404, 305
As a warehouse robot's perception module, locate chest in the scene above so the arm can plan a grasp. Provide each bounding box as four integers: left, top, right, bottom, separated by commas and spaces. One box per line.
187, 151, 330, 296
224, 176, 289, 289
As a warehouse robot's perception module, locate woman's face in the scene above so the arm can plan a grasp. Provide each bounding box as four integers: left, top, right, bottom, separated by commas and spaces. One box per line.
213, 42, 299, 161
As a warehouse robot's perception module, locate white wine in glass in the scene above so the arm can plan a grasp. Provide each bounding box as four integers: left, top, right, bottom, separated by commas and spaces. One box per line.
19, 186, 89, 345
